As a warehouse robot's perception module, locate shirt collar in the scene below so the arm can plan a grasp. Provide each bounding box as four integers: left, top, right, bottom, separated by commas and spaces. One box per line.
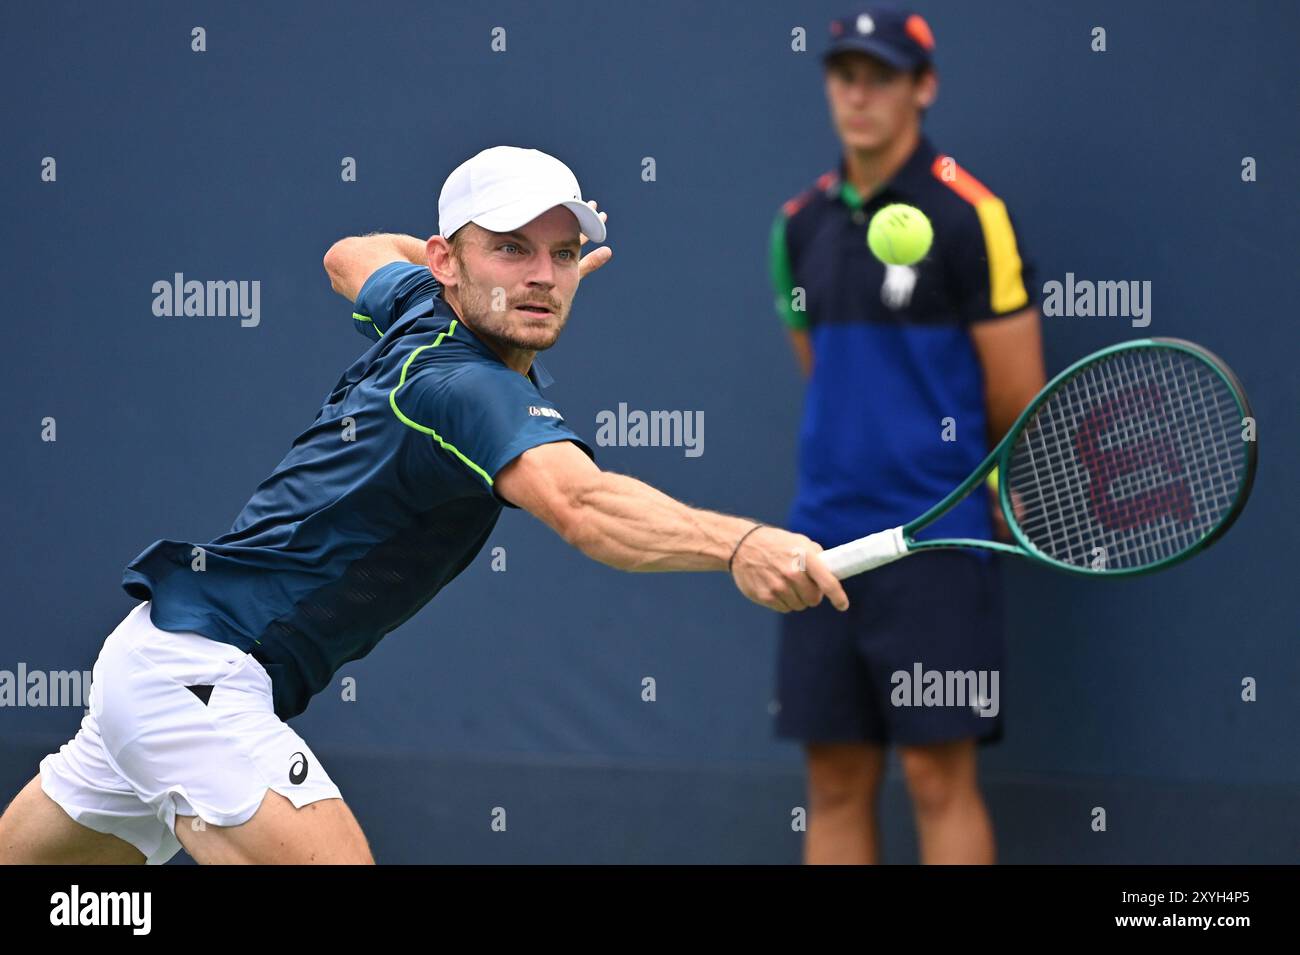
438, 302, 556, 390
830, 135, 938, 208
529, 357, 554, 390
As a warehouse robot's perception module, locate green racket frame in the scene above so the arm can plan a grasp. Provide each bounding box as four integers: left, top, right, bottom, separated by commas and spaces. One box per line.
895, 337, 1257, 577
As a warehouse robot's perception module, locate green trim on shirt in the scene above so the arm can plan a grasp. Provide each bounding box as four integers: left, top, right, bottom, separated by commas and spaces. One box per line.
839, 180, 866, 209
769, 213, 808, 331
388, 319, 494, 487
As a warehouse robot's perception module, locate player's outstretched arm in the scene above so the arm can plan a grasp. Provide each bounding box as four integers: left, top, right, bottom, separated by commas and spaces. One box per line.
495, 440, 848, 614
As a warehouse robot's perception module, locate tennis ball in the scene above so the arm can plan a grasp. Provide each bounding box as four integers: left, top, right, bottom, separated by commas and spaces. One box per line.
867, 203, 933, 266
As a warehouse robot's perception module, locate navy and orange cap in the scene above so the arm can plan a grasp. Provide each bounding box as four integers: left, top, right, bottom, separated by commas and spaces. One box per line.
823, 7, 936, 71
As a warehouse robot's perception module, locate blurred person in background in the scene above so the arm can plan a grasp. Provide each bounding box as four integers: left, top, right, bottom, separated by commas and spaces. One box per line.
767, 7, 1044, 864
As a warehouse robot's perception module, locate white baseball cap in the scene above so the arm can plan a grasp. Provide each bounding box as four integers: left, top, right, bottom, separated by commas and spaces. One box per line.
438, 146, 606, 244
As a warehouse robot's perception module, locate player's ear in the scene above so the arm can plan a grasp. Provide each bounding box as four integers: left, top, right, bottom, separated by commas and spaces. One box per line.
428, 234, 458, 288
915, 66, 938, 110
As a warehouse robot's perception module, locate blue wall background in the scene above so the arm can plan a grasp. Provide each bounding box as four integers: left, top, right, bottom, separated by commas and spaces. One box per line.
2, 0, 1296, 862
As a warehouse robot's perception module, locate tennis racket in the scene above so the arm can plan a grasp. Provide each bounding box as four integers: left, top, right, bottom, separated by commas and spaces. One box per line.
820, 338, 1257, 579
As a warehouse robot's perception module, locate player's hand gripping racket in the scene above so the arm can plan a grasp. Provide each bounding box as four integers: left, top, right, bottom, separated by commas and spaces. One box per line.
820, 338, 1257, 578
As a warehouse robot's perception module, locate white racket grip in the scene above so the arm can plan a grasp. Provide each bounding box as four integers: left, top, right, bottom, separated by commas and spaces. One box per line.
819, 526, 909, 579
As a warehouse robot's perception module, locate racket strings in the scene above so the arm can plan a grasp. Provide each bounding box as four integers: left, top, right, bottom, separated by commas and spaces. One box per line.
1006, 347, 1248, 570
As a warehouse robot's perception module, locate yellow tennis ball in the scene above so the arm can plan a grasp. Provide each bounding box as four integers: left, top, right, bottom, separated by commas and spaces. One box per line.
867, 203, 933, 266
986, 467, 999, 493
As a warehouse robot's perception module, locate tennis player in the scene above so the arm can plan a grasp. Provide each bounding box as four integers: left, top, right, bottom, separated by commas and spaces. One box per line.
0, 146, 848, 865
768, 10, 1045, 863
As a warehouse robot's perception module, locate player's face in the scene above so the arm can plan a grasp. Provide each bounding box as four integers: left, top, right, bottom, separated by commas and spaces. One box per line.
452, 207, 582, 353
824, 53, 931, 151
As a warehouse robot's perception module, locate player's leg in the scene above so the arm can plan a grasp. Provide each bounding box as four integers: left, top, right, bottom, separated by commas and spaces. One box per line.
773, 573, 887, 863
0, 775, 145, 864
86, 601, 366, 864
898, 738, 994, 864
803, 742, 886, 864
5, 604, 192, 864
175, 790, 372, 864
106, 634, 366, 864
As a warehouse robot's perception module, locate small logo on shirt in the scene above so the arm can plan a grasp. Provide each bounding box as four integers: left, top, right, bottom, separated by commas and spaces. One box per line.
289, 751, 310, 784
881, 264, 918, 309
528, 405, 564, 420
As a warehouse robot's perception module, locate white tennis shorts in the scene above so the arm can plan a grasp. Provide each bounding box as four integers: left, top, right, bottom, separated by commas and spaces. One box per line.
39, 601, 341, 864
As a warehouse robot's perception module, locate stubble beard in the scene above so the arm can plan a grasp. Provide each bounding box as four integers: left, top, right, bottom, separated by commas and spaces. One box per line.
453, 256, 569, 354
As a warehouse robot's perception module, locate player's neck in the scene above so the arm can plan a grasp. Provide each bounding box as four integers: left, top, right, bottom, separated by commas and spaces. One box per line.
481, 339, 536, 378
842, 122, 921, 199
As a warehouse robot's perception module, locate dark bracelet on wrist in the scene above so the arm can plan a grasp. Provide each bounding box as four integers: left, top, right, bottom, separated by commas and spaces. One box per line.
728, 523, 768, 573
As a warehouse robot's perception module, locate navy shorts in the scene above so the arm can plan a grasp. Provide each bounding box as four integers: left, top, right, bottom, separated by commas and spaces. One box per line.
773, 550, 1005, 746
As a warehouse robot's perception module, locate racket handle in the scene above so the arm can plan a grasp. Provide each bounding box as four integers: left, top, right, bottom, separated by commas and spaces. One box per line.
820, 526, 908, 579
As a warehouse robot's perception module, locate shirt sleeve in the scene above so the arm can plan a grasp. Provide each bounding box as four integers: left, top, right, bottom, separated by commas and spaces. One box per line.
352, 262, 442, 341
769, 211, 809, 331
394, 363, 596, 509
948, 199, 1038, 324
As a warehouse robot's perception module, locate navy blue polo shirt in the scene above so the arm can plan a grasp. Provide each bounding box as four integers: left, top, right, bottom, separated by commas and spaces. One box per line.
122, 263, 593, 720
770, 136, 1036, 549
